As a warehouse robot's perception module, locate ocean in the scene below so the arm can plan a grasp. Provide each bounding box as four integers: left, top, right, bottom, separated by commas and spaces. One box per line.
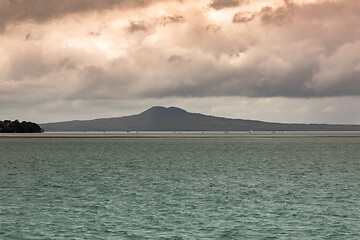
1, 132, 360, 239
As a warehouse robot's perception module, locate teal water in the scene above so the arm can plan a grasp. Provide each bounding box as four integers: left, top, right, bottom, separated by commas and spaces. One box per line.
1, 137, 360, 239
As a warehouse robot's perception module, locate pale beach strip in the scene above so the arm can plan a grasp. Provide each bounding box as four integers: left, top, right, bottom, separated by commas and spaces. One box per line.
1, 135, 360, 139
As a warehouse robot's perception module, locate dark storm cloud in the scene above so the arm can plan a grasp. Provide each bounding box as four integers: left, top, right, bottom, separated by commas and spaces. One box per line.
0, 0, 180, 31
135, 56, 316, 98
62, 40, 360, 101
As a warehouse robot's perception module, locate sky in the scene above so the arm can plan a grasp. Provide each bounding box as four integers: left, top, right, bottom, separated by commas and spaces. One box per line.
0, 0, 359, 124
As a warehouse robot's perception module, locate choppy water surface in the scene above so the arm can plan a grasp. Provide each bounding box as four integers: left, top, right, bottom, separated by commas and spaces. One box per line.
1, 136, 360, 239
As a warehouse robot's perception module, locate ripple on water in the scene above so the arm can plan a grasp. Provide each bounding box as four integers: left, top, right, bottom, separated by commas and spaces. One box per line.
0, 137, 360, 239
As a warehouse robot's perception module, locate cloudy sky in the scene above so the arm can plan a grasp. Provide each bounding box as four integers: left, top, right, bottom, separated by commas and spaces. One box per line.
1, 0, 359, 124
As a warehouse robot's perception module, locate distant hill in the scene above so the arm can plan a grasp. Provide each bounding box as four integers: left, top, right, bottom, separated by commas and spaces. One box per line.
40, 106, 360, 132
0, 120, 43, 133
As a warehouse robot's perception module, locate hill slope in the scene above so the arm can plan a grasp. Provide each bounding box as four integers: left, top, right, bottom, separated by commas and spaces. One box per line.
40, 106, 360, 132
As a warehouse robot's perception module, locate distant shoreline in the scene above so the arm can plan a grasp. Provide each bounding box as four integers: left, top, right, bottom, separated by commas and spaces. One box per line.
1, 135, 359, 139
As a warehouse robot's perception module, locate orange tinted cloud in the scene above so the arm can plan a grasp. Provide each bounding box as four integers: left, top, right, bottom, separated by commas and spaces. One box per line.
0, 0, 359, 122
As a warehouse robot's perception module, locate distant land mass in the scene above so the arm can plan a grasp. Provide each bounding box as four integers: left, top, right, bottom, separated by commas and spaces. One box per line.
40, 106, 360, 132
0, 120, 43, 133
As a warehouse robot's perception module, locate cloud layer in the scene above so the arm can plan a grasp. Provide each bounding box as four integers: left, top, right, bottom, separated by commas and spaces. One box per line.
0, 0, 183, 31
0, 0, 359, 122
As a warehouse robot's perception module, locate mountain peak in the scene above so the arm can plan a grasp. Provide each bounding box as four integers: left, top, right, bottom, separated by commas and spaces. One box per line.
140, 106, 188, 116
40, 106, 360, 132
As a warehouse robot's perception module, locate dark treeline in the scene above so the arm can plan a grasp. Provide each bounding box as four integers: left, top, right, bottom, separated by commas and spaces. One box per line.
0, 120, 44, 133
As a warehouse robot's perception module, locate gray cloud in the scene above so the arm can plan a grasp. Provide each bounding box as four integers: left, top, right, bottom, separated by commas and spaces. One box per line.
0, 0, 180, 32
88, 31, 101, 37
210, 0, 247, 10
56, 39, 360, 100
168, 55, 189, 62
157, 15, 185, 25
259, 4, 293, 26
233, 11, 254, 23
206, 24, 221, 32
128, 21, 147, 32
232, 1, 295, 25
24, 32, 32, 41
5, 45, 50, 81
